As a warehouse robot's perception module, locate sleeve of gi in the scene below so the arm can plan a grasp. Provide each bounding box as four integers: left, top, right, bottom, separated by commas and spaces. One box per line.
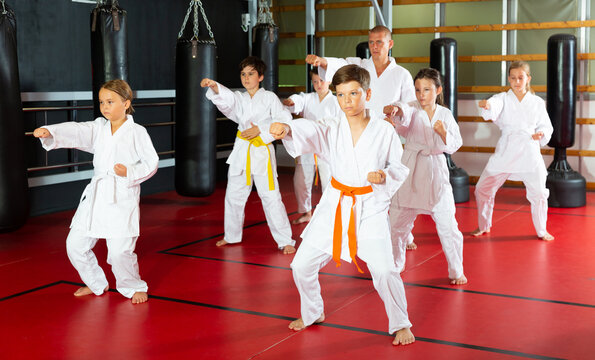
205, 82, 241, 124
126, 126, 159, 187
39, 118, 102, 154
282, 118, 331, 163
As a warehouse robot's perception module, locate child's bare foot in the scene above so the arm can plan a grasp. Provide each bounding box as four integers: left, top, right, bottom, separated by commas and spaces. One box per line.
406, 241, 417, 250
291, 211, 312, 224
216, 239, 228, 247
393, 327, 415, 346
450, 274, 468, 285
74, 285, 108, 297
282, 245, 296, 254
540, 232, 554, 241
288, 314, 325, 331
471, 228, 490, 237
131, 291, 148, 304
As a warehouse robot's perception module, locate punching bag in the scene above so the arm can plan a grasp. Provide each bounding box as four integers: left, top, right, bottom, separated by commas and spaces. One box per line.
430, 38, 469, 203
175, 1, 217, 197
356, 42, 370, 59
0, 2, 29, 231
546, 34, 586, 207
90, 0, 128, 118
252, 23, 278, 93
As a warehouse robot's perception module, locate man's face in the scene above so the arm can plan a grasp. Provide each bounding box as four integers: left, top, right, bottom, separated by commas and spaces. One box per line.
368, 31, 393, 61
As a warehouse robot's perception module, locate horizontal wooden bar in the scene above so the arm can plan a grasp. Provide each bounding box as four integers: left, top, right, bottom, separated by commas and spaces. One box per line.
279, 59, 306, 65
273, 0, 495, 12
458, 116, 595, 125
459, 146, 595, 157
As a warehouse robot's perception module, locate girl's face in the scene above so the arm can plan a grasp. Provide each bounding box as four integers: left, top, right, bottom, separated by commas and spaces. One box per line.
99, 88, 130, 122
508, 68, 531, 94
415, 78, 441, 108
311, 74, 330, 96
240, 65, 264, 93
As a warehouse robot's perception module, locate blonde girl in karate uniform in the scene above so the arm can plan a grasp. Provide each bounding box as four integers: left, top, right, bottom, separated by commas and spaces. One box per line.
472, 61, 554, 241
385, 68, 467, 285
282, 67, 342, 224
33, 79, 159, 304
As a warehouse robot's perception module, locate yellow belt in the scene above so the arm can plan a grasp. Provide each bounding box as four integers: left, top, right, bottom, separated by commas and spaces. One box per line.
237, 131, 275, 191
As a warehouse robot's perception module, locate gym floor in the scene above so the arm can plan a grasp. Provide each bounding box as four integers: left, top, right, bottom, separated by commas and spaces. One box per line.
1, 173, 594, 359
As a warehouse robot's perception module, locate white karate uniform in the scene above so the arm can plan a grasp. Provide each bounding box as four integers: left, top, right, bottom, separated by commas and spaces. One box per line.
318, 57, 416, 115
476, 90, 553, 237
388, 103, 464, 280
40, 115, 158, 298
206, 83, 295, 248
282, 111, 413, 334
286, 91, 342, 212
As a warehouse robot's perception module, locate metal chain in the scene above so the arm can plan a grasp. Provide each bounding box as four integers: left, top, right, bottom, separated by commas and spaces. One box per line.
1, 0, 8, 15
257, 0, 275, 26
177, 0, 215, 42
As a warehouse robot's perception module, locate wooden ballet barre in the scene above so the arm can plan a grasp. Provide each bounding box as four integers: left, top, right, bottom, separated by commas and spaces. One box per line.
272, 0, 493, 13
458, 146, 595, 157
458, 116, 595, 125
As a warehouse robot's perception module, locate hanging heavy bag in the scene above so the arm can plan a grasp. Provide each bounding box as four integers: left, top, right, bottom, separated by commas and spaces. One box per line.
252, 23, 278, 93
430, 37, 469, 203
90, 0, 129, 118
0, 1, 29, 231
175, 0, 217, 197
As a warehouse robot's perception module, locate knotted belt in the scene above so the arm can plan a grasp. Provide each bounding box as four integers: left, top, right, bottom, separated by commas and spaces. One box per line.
330, 177, 373, 273
236, 131, 275, 191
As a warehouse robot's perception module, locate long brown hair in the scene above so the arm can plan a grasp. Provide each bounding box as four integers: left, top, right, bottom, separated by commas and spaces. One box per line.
101, 79, 135, 114
413, 68, 444, 106
508, 61, 533, 94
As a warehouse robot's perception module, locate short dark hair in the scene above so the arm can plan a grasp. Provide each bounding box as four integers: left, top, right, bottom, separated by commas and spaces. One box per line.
331, 64, 370, 91
239, 56, 266, 76
309, 66, 319, 79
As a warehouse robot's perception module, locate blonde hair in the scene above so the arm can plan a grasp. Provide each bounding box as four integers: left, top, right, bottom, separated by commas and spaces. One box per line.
369, 25, 392, 40
101, 79, 135, 114
508, 61, 533, 94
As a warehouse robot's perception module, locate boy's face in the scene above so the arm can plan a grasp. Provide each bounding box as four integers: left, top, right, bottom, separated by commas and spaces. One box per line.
311, 73, 330, 95
335, 81, 371, 117
240, 65, 264, 92
99, 88, 129, 122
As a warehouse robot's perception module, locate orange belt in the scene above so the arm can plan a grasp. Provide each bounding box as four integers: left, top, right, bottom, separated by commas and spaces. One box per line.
330, 177, 373, 273
314, 155, 319, 186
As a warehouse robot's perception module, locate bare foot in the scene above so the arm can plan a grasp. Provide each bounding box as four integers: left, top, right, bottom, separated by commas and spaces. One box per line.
74, 285, 108, 297
393, 327, 415, 346
131, 291, 148, 304
291, 212, 312, 225
288, 314, 325, 331
216, 239, 228, 247
450, 274, 468, 285
540, 232, 554, 241
406, 241, 417, 250
282, 245, 296, 254
471, 228, 490, 237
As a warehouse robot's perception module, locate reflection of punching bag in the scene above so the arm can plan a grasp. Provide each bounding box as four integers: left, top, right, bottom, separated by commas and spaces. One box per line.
175, 1, 217, 197
0, 3, 29, 231
546, 34, 586, 207
90, 0, 128, 118
252, 24, 278, 93
356, 42, 370, 59
430, 38, 469, 203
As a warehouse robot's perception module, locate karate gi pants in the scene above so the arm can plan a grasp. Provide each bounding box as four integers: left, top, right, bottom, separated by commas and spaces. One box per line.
475, 168, 549, 237
390, 194, 464, 280
224, 172, 295, 248
291, 243, 412, 334
293, 161, 332, 214
66, 228, 148, 298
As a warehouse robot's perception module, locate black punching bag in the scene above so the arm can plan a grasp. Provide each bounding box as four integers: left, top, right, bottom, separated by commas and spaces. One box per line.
546, 34, 586, 207
0, 2, 28, 231
430, 38, 469, 203
252, 23, 278, 93
175, 3, 217, 197
90, 0, 128, 118
356, 42, 370, 59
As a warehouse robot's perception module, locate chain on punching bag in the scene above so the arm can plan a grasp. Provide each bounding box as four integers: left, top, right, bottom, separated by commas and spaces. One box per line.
546, 34, 586, 207
0, 1, 29, 231
175, 0, 217, 197
90, 0, 129, 118
430, 38, 469, 203
252, 1, 278, 93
